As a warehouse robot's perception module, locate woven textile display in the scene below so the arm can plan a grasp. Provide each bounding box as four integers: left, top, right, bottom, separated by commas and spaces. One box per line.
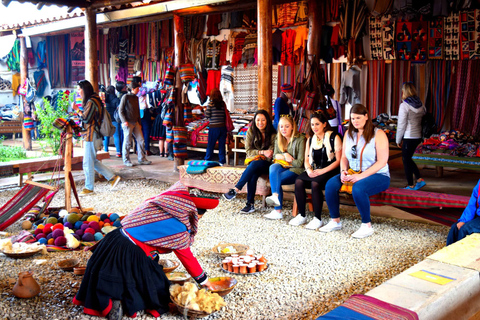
382, 15, 396, 60
369, 16, 383, 60
396, 21, 412, 60
233, 66, 278, 111
459, 10, 479, 60
411, 21, 428, 61
428, 18, 444, 59
444, 12, 460, 60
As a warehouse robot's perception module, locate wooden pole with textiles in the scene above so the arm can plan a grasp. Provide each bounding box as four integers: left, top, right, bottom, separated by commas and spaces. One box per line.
64, 124, 73, 211
20, 37, 32, 151
85, 7, 99, 93
257, 0, 273, 116
307, 0, 321, 72
173, 14, 185, 169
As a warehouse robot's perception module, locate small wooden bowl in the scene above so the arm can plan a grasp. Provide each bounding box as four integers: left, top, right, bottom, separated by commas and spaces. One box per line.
158, 259, 180, 273
211, 243, 249, 258
57, 258, 79, 271
171, 296, 212, 318
166, 272, 191, 285
73, 267, 86, 275
208, 276, 237, 297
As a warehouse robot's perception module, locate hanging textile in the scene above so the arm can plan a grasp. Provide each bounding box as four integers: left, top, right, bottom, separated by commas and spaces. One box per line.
219, 65, 234, 111
339, 0, 368, 43
233, 65, 278, 111
241, 33, 257, 66
426, 60, 453, 132
428, 18, 444, 60
281, 29, 296, 66
390, 60, 411, 115
382, 15, 396, 60
33, 70, 47, 97
369, 16, 383, 60
295, 1, 309, 24
35, 40, 47, 69
459, 10, 479, 60
294, 26, 309, 65
329, 63, 345, 102
444, 12, 460, 60
46, 34, 70, 88
449, 60, 480, 135
231, 32, 247, 68
366, 60, 386, 118
6, 39, 20, 72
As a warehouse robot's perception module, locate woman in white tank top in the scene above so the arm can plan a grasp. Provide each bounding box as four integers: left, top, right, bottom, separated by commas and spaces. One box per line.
319, 104, 390, 239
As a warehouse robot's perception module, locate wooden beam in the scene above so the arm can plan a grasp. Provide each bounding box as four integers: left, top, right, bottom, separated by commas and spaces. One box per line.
20, 37, 32, 151
173, 13, 185, 168
257, 0, 272, 115
85, 6, 99, 92
64, 124, 73, 211
307, 0, 321, 67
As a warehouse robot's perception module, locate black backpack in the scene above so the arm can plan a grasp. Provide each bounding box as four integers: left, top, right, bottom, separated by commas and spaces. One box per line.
421, 112, 437, 139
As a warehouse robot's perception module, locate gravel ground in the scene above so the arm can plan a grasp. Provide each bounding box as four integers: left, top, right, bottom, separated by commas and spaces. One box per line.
0, 179, 449, 319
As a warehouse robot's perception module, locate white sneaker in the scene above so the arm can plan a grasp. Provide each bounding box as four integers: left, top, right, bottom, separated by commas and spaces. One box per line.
319, 220, 342, 233
305, 217, 323, 230
265, 194, 280, 207
351, 223, 374, 239
264, 209, 283, 220
289, 215, 307, 226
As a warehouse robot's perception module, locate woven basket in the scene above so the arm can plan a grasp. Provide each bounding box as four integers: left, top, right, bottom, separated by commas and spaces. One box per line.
171, 296, 212, 318
211, 243, 249, 258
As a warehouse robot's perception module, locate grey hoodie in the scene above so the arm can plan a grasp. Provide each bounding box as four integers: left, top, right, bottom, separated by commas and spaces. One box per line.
396, 96, 426, 144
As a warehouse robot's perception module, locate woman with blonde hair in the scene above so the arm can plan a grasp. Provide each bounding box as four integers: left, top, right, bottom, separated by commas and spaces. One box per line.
264, 114, 305, 220
396, 82, 426, 190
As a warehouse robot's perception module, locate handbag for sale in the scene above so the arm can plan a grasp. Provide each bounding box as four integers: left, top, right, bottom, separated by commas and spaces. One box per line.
300, 91, 316, 111
225, 105, 234, 132
244, 154, 267, 165
179, 63, 196, 83
164, 65, 176, 86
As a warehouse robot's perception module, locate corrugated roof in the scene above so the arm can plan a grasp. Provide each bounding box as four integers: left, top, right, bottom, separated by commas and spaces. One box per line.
1, 12, 85, 31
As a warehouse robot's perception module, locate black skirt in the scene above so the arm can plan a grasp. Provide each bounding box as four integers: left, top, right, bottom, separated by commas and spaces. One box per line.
73, 228, 171, 317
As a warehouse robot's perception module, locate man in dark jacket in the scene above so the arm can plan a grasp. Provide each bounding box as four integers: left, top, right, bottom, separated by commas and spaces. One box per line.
118, 82, 151, 167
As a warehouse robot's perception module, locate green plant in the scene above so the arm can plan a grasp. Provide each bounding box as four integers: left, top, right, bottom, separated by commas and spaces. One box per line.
35, 92, 72, 154
0, 137, 27, 162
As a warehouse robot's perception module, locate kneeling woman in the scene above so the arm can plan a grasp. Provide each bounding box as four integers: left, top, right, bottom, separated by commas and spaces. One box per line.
73, 182, 217, 319
264, 115, 305, 220
223, 110, 276, 213
290, 112, 342, 229
320, 104, 390, 238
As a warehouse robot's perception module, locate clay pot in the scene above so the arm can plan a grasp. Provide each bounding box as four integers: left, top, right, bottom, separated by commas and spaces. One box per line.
13, 271, 40, 298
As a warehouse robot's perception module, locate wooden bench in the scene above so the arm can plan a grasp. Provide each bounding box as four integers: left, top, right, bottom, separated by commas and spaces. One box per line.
0, 152, 110, 186
0, 120, 23, 139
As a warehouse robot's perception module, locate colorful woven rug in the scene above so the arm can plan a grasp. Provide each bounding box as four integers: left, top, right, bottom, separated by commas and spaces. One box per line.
317, 294, 418, 320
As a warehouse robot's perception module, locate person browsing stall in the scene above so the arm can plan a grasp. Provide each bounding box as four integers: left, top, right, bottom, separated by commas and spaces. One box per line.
320, 104, 390, 238
74, 182, 218, 319
72, 80, 121, 195
204, 88, 228, 165
264, 114, 305, 220
223, 110, 276, 213
273, 83, 294, 130
290, 111, 342, 229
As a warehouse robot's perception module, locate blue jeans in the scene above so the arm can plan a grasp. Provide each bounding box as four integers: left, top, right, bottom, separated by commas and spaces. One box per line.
205, 126, 227, 164
447, 216, 480, 245
83, 140, 115, 191
325, 173, 390, 223
104, 121, 124, 153
269, 163, 299, 210
122, 122, 147, 164
141, 117, 152, 152
236, 159, 271, 204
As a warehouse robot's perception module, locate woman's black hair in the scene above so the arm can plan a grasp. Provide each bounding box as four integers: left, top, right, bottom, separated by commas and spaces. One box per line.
77, 80, 95, 107
106, 85, 116, 95
308, 111, 332, 137
197, 208, 207, 215
249, 109, 275, 150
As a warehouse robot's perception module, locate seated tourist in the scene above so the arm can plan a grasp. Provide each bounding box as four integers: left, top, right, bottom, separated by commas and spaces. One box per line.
290, 111, 342, 229
447, 179, 480, 245
73, 182, 217, 319
264, 114, 305, 220
223, 110, 276, 213
320, 104, 390, 238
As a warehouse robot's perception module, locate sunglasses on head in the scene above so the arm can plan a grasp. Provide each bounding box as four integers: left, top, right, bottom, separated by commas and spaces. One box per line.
280, 114, 292, 119
352, 145, 357, 159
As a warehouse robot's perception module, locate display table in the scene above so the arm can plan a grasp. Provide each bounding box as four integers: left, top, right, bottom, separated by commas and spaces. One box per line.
413, 152, 480, 177
232, 135, 246, 166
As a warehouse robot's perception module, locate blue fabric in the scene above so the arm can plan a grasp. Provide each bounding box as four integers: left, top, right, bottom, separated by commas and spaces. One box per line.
204, 126, 227, 164
273, 96, 290, 130
113, 120, 123, 154
141, 116, 152, 152
186, 165, 209, 174
83, 140, 115, 191
457, 180, 480, 223
316, 306, 374, 320
236, 159, 271, 204
187, 160, 221, 167
447, 216, 480, 245
269, 163, 298, 210
325, 173, 390, 223
125, 218, 187, 243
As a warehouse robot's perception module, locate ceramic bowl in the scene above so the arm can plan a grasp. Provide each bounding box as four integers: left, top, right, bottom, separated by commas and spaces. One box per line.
211, 243, 249, 258
73, 266, 86, 275
166, 272, 191, 285
208, 276, 238, 297
57, 258, 79, 271
158, 259, 180, 273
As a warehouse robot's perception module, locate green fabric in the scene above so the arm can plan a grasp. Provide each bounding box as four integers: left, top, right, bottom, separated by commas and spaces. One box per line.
273, 134, 306, 175
245, 128, 276, 158
6, 39, 20, 72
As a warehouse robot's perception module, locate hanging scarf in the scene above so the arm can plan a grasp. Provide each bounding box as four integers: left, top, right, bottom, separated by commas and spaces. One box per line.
121, 182, 199, 250
35, 40, 47, 69
6, 39, 20, 72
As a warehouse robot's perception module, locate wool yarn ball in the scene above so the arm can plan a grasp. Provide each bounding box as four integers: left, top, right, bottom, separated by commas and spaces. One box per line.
21, 221, 32, 230
52, 229, 64, 239
34, 228, 44, 236
36, 224, 45, 230
35, 233, 46, 240
103, 219, 111, 224
103, 223, 111, 227
109, 213, 120, 222
54, 236, 67, 246
113, 220, 122, 228
67, 214, 80, 224
64, 222, 73, 230
87, 215, 100, 222
52, 223, 64, 231
33, 219, 44, 226
58, 209, 69, 217
94, 232, 104, 241
46, 217, 58, 225
80, 224, 89, 231
98, 221, 105, 228
100, 214, 109, 221
70, 207, 80, 214
72, 234, 80, 240
58, 218, 64, 225
84, 227, 95, 235
46, 233, 53, 240
47, 238, 55, 245
42, 226, 52, 235
38, 238, 47, 245
44, 223, 54, 229
74, 221, 83, 230
88, 221, 100, 232
75, 229, 84, 237
82, 233, 95, 242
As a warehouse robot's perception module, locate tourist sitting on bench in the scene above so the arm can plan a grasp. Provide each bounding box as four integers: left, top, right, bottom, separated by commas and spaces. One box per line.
447, 179, 480, 245
320, 104, 390, 239
290, 111, 342, 229
223, 110, 276, 213
264, 114, 305, 220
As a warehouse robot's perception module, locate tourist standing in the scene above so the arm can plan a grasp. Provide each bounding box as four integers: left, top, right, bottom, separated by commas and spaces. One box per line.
273, 83, 294, 130
204, 88, 228, 165
103, 86, 119, 153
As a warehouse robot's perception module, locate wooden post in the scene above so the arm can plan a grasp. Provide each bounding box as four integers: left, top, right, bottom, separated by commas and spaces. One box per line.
307, 0, 321, 71
64, 124, 73, 211
257, 0, 272, 116
20, 37, 32, 151
173, 14, 185, 169
85, 7, 98, 92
